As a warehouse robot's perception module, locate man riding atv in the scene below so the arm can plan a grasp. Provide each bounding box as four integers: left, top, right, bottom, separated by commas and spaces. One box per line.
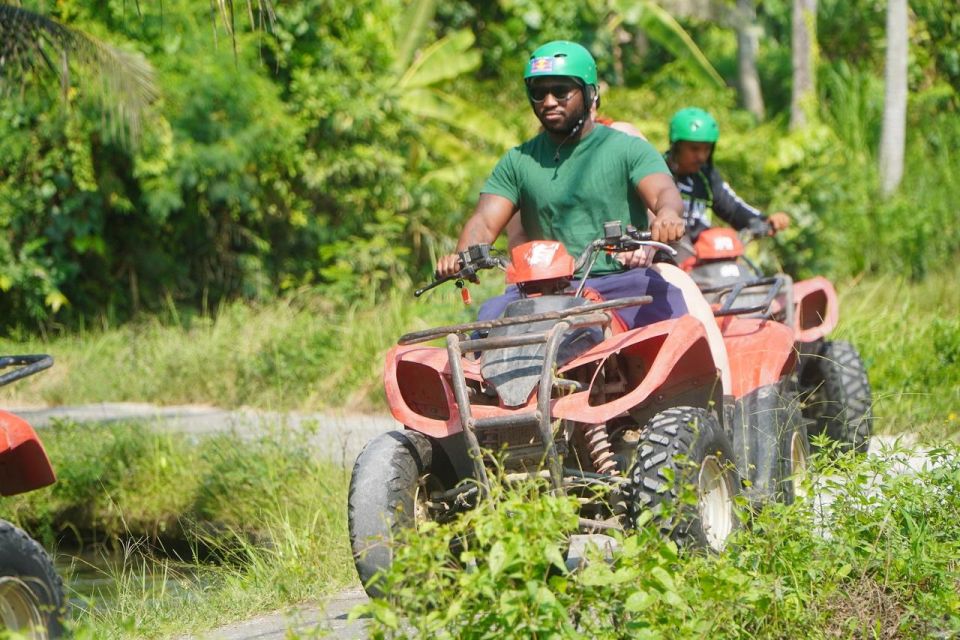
665, 107, 790, 261
436, 41, 730, 387
349, 44, 815, 597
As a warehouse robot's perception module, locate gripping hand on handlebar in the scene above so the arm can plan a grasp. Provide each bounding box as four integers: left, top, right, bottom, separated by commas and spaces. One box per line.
747, 212, 791, 238
648, 207, 686, 244
767, 212, 791, 233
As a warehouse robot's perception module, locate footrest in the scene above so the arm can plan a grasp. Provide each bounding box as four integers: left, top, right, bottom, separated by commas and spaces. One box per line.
473, 412, 542, 430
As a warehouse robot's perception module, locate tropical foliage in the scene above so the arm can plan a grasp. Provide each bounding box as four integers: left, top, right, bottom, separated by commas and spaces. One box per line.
0, 0, 958, 330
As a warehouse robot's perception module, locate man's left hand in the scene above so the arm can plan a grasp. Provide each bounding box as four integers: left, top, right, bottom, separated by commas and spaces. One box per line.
650, 209, 686, 243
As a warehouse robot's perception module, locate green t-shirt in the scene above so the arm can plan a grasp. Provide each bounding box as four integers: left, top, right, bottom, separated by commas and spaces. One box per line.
482, 124, 669, 276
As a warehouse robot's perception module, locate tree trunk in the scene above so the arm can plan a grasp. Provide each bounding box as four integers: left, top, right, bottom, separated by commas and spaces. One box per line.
879, 0, 908, 196
789, 0, 817, 131
735, 0, 765, 120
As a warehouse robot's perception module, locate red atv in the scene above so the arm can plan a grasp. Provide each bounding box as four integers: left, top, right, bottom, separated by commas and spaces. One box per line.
349, 224, 805, 596
0, 355, 65, 638
680, 220, 872, 454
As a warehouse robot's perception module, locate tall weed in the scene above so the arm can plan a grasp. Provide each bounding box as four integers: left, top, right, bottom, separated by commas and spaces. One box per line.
0, 421, 355, 637
355, 443, 960, 639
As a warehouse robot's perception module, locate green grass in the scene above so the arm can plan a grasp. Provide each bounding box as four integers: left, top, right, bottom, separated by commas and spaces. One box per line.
0, 280, 504, 412
836, 263, 960, 438
354, 442, 960, 639
0, 420, 354, 638
1, 267, 954, 439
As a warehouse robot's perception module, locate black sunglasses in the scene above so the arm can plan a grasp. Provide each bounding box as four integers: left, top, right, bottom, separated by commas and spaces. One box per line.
527, 82, 581, 103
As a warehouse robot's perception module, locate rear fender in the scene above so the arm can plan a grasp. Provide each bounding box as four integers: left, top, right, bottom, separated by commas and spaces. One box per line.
792, 276, 838, 342
552, 316, 721, 423
718, 317, 797, 399
0, 411, 55, 496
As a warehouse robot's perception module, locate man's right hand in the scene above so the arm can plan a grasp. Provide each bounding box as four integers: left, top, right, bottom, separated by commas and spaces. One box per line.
767, 212, 791, 234
436, 254, 464, 279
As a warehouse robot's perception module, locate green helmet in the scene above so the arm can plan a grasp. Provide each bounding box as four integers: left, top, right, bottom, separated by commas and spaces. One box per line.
524, 41, 598, 90
669, 107, 720, 144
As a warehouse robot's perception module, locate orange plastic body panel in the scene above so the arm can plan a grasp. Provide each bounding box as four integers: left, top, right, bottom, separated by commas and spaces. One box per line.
792, 276, 838, 343
385, 346, 538, 438
384, 316, 720, 436
552, 315, 718, 423
0, 411, 55, 496
717, 317, 797, 398
505, 241, 576, 284
693, 228, 745, 261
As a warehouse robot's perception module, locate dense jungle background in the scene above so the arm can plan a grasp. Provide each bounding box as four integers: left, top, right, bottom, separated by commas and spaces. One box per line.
1, 0, 957, 329
1, 2, 959, 637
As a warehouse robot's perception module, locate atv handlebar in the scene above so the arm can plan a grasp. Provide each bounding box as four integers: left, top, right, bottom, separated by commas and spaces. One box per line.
416, 223, 678, 298
415, 244, 506, 297
0, 355, 53, 388
572, 223, 678, 274
744, 218, 773, 240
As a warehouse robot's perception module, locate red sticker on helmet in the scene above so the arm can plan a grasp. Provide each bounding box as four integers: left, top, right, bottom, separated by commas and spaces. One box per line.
529, 57, 555, 73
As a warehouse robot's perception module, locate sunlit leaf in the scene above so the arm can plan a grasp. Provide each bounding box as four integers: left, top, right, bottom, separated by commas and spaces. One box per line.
398, 30, 480, 90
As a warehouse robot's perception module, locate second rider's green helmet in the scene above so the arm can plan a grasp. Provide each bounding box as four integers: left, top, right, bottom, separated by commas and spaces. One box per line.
524, 41, 598, 91
669, 107, 720, 144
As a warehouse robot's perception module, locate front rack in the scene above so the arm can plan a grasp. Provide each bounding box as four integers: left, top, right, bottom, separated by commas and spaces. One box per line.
398, 296, 652, 345
405, 296, 652, 498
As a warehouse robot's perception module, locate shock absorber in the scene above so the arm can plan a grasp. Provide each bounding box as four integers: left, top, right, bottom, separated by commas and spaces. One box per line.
584, 422, 618, 475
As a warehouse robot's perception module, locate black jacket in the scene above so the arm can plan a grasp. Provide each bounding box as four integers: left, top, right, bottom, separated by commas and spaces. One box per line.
672, 162, 766, 238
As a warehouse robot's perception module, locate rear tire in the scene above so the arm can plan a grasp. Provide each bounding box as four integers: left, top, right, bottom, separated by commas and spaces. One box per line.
0, 519, 65, 638
627, 407, 740, 551
801, 340, 872, 454
348, 431, 436, 598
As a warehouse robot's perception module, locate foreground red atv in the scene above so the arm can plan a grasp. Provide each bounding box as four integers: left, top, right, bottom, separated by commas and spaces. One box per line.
349, 224, 806, 596
680, 220, 873, 453
0, 355, 65, 638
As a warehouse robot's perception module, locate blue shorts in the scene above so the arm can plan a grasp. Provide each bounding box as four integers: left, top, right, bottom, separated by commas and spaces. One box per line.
477, 268, 687, 329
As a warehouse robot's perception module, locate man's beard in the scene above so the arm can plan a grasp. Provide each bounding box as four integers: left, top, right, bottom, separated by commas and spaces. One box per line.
538, 102, 588, 135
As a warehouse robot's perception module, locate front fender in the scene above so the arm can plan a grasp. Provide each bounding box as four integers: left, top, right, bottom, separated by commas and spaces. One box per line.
552, 316, 720, 424
0, 411, 55, 496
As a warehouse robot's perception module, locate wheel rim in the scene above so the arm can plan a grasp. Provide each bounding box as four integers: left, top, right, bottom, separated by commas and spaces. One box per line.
698, 455, 735, 551
790, 431, 809, 500
0, 577, 47, 639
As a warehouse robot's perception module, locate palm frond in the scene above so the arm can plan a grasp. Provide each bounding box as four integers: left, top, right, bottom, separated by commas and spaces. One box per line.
208, 0, 277, 61
392, 0, 437, 76
0, 4, 158, 142
398, 30, 481, 90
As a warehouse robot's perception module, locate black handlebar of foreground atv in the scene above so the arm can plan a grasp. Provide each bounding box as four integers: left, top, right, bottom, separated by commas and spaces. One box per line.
415, 244, 506, 297
0, 355, 53, 388
414, 222, 678, 298
572, 223, 678, 274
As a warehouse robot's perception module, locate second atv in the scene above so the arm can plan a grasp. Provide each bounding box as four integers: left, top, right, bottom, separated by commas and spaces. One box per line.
680, 220, 873, 454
